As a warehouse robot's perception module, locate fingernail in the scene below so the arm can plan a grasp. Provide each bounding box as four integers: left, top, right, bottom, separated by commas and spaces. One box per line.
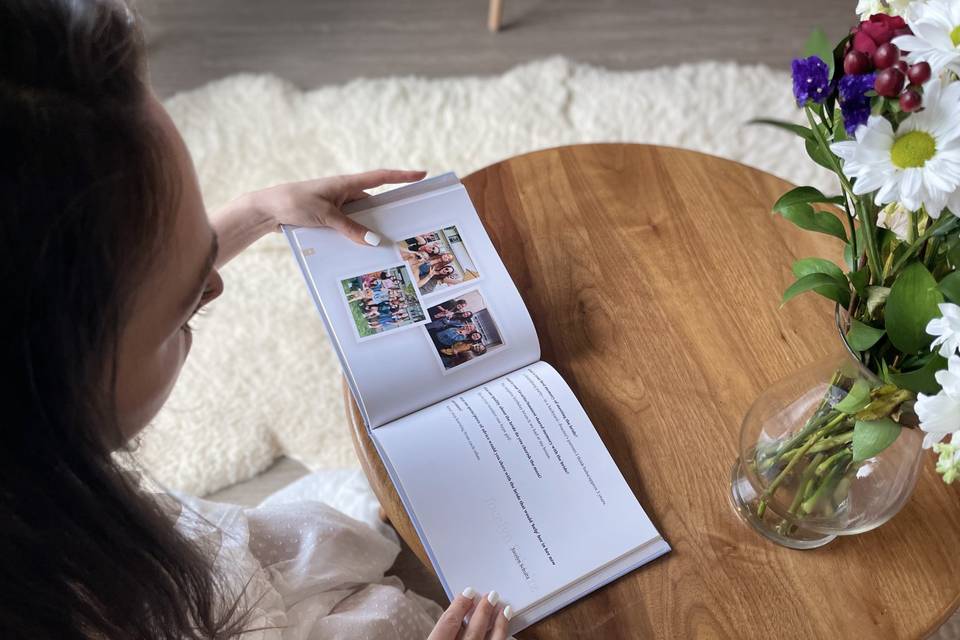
487, 591, 499, 606
503, 605, 514, 620
461, 586, 476, 599
364, 231, 381, 246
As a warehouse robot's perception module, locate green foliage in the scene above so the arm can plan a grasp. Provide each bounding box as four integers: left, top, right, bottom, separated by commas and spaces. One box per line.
792, 257, 845, 281
937, 270, 960, 304
782, 273, 851, 307
774, 187, 845, 210
852, 418, 901, 462
834, 378, 871, 413
846, 319, 885, 351
947, 238, 960, 269
775, 201, 847, 242
748, 119, 815, 142
786, 258, 851, 306
805, 138, 835, 171
848, 267, 869, 296
889, 353, 948, 395
885, 262, 944, 353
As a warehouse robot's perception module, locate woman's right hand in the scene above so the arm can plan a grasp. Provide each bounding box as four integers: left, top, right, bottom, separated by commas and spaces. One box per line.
426, 588, 512, 640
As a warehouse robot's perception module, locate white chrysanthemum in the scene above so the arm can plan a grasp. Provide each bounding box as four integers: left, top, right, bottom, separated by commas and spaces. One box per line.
856, 0, 917, 19
877, 202, 912, 240
916, 354, 960, 448
893, 0, 960, 76
927, 302, 960, 356
829, 79, 960, 217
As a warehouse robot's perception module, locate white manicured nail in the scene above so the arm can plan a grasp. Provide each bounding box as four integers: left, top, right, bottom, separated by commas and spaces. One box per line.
503, 605, 514, 620
461, 586, 476, 599
487, 591, 499, 606
363, 231, 381, 246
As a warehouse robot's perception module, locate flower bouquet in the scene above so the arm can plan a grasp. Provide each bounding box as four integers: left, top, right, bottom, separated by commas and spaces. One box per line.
731, 0, 960, 548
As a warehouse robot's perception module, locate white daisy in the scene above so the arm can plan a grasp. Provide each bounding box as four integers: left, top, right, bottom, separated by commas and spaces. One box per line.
916, 354, 960, 448
892, 0, 960, 76
927, 302, 960, 356
856, 0, 917, 19
829, 79, 960, 217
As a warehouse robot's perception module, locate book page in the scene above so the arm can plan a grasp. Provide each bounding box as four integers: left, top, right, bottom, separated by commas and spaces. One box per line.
371, 361, 666, 622
285, 178, 539, 427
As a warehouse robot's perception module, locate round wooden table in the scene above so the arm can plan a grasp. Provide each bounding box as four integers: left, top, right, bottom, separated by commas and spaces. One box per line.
345, 144, 960, 639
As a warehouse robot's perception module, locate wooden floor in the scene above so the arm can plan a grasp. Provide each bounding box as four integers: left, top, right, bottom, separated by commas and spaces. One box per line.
141, 0, 854, 98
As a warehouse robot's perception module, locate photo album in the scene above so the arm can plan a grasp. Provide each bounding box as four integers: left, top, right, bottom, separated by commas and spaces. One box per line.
283, 173, 669, 633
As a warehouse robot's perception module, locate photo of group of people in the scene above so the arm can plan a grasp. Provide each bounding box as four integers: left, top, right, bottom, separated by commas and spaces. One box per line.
337, 223, 505, 371
426, 290, 504, 371
339, 265, 427, 340
398, 226, 479, 295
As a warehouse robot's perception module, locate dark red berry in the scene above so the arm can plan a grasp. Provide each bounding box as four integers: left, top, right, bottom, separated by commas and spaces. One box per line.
899, 89, 923, 112
875, 67, 906, 97
893, 60, 908, 74
844, 50, 872, 75
907, 61, 931, 85
874, 42, 901, 69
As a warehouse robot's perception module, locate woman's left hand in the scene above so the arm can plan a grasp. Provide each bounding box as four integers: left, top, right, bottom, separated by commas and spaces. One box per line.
250, 169, 427, 246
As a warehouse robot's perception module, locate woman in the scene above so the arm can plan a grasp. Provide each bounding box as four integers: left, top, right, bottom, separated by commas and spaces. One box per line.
0, 1, 511, 638
418, 264, 461, 294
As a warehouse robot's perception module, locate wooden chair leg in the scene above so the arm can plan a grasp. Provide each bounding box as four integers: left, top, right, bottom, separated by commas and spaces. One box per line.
488, 0, 503, 32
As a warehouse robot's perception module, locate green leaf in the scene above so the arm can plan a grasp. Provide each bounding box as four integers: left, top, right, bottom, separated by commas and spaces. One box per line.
848, 267, 870, 296
947, 238, 960, 268
773, 187, 846, 212
844, 243, 856, 271
833, 107, 848, 141
803, 28, 836, 77
834, 378, 871, 413
931, 216, 960, 236
852, 418, 901, 462
885, 262, 944, 354
782, 273, 851, 307
846, 319, 886, 351
830, 34, 852, 85
889, 353, 948, 395
792, 257, 846, 282
748, 119, 815, 142
938, 270, 960, 304
805, 137, 835, 171
777, 202, 847, 242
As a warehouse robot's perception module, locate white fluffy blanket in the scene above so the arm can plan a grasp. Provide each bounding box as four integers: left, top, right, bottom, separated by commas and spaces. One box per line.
134, 57, 835, 496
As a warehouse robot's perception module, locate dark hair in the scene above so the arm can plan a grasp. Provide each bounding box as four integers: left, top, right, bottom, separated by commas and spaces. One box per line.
0, 1, 251, 638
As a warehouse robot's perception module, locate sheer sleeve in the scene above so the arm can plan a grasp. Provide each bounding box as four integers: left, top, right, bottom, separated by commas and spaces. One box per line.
174, 488, 442, 640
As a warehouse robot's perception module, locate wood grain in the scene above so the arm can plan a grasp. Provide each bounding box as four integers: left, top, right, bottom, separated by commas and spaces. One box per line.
140, 0, 855, 97
346, 144, 960, 639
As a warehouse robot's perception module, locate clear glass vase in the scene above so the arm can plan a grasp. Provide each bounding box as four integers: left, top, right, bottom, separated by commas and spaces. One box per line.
730, 347, 925, 549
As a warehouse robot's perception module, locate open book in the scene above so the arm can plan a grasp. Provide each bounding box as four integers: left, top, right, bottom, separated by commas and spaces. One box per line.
283, 173, 669, 633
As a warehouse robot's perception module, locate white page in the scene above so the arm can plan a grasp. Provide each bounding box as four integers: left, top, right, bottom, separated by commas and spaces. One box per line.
372, 361, 666, 625
286, 180, 539, 427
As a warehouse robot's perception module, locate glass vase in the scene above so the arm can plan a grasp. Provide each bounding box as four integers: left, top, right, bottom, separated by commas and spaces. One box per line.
730, 347, 925, 549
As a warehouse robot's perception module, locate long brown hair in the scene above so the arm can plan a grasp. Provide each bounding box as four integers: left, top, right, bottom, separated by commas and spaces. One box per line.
0, 1, 251, 637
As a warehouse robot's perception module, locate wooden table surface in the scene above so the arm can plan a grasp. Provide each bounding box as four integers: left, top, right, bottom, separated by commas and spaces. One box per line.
345, 144, 960, 639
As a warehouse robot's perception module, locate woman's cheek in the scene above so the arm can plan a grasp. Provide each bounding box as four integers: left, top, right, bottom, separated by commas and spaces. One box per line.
115, 330, 191, 442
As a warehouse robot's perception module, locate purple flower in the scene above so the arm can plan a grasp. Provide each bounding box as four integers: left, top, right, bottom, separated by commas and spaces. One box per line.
838, 73, 876, 135
792, 56, 832, 105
